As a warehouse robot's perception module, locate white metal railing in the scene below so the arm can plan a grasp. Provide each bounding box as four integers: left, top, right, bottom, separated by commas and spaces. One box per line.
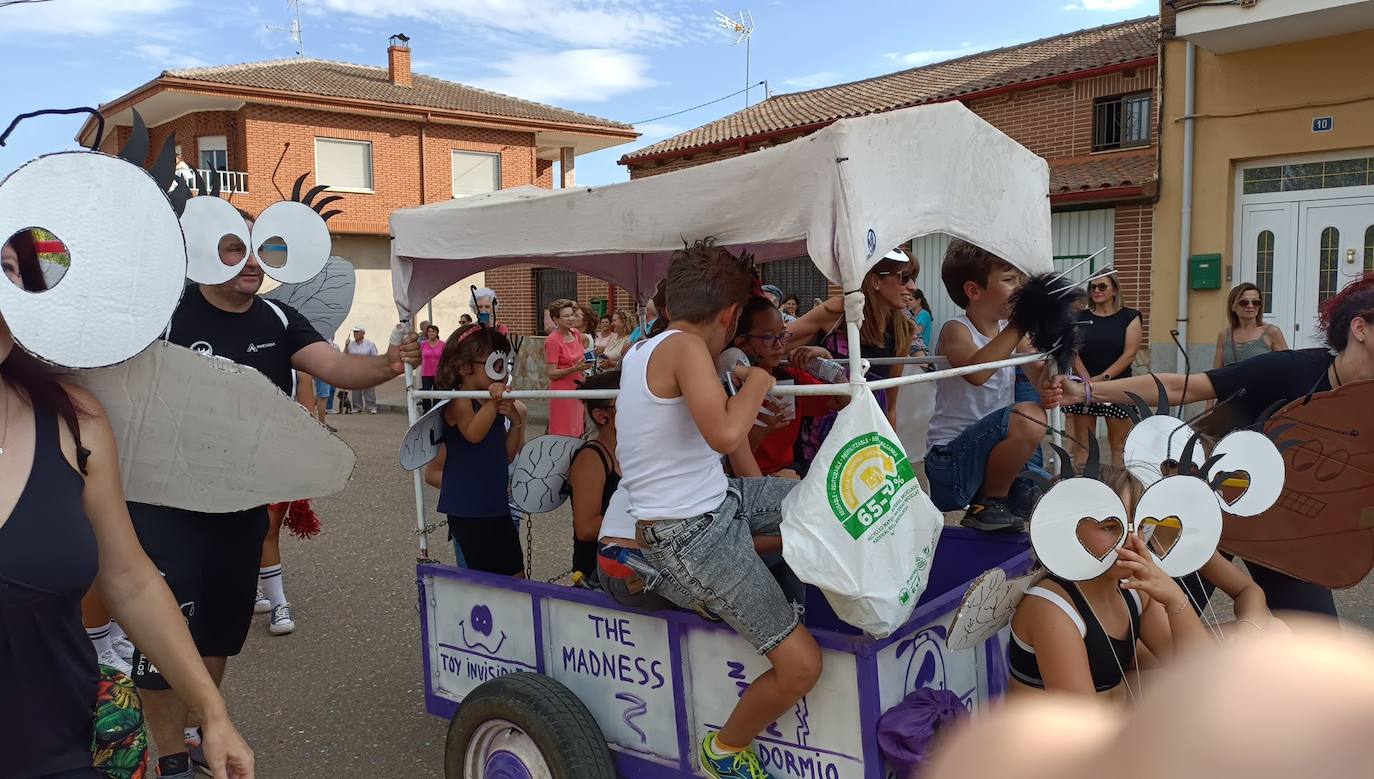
185, 169, 249, 194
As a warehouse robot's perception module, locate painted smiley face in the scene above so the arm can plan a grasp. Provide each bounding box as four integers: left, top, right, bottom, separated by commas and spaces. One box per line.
470, 604, 493, 637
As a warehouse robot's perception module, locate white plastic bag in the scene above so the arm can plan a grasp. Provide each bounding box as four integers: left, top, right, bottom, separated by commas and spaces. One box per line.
781, 386, 942, 637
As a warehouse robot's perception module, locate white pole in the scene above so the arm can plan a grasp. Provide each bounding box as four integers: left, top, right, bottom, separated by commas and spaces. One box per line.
403, 361, 432, 560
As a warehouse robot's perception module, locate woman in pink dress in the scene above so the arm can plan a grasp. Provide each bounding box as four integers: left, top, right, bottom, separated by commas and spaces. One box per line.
419, 324, 444, 412
544, 299, 588, 437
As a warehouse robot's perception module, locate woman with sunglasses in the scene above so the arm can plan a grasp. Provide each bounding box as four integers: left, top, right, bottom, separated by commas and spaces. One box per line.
1214, 283, 1288, 368
1064, 269, 1142, 468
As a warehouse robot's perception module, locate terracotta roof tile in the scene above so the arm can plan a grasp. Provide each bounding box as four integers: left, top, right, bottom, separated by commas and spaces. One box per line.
1049, 151, 1156, 193
623, 16, 1158, 162
165, 58, 631, 130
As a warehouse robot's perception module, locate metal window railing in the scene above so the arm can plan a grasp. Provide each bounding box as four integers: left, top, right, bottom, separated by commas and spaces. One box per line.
187, 169, 249, 194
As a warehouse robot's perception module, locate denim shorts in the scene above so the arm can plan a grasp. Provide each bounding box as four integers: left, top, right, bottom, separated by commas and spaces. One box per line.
313, 377, 332, 399
636, 477, 801, 654
925, 406, 1016, 512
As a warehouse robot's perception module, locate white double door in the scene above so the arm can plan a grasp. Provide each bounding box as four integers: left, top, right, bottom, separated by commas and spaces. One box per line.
1240, 195, 1374, 348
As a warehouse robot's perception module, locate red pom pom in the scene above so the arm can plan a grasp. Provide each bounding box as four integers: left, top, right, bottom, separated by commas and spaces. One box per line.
283, 499, 322, 539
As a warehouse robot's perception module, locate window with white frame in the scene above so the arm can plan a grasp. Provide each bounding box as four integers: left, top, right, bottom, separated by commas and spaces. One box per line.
452, 151, 500, 197
314, 138, 374, 191
198, 135, 227, 172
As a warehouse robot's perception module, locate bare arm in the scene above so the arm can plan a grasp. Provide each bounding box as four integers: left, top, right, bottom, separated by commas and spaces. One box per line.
569, 450, 608, 543
1200, 552, 1270, 626
664, 335, 775, 454
1097, 317, 1142, 381
1060, 371, 1217, 407
424, 445, 445, 489
500, 400, 527, 463
939, 320, 1025, 386
293, 336, 417, 390
1013, 595, 1098, 697
1212, 330, 1226, 370
294, 371, 315, 408
1265, 324, 1289, 352
70, 388, 253, 773
728, 439, 763, 478
785, 295, 845, 345
444, 385, 505, 444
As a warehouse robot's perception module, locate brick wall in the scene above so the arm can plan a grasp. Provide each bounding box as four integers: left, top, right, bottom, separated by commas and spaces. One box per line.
1114, 203, 1154, 341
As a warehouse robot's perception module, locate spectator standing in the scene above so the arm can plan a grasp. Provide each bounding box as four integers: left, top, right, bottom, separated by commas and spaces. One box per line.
780, 294, 800, 321
1064, 270, 1142, 468
1214, 282, 1288, 368
345, 325, 379, 413
628, 299, 658, 343
544, 299, 588, 437
600, 310, 636, 370
419, 324, 444, 412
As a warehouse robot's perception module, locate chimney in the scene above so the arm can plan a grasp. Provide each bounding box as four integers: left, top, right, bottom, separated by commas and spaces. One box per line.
388, 33, 412, 87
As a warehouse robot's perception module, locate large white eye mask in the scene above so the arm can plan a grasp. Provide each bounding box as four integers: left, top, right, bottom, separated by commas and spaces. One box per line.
1208, 429, 1286, 517
1124, 415, 1206, 487
485, 350, 510, 382
0, 152, 186, 368
1030, 478, 1128, 581
181, 196, 250, 284
1134, 475, 1222, 578
250, 200, 331, 283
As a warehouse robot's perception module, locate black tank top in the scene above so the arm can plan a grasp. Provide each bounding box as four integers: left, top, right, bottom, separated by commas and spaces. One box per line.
570, 440, 620, 577
0, 405, 100, 778
1008, 575, 1141, 693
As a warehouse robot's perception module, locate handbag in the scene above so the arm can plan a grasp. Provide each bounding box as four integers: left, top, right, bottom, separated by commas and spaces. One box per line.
91, 663, 150, 779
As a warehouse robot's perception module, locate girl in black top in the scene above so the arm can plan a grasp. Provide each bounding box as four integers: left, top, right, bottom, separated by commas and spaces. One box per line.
1053, 272, 1374, 617
568, 371, 623, 581
1065, 269, 1142, 469
1, 233, 254, 778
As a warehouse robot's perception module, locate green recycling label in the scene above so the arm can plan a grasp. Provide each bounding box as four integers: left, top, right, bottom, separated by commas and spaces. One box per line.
825, 432, 916, 541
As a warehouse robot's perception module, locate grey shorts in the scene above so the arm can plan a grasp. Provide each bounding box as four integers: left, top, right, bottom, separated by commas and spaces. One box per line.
637, 477, 801, 654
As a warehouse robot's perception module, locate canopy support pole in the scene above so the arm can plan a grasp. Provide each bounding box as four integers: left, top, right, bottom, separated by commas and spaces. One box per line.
403, 362, 433, 561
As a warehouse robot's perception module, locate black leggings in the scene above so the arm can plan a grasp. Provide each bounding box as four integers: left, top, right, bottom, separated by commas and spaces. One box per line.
1179, 558, 1337, 618
421, 375, 436, 413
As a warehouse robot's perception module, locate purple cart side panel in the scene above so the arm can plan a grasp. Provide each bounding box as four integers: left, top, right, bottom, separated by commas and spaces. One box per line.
531, 592, 546, 674
613, 751, 697, 778
666, 620, 694, 774
856, 650, 886, 779
417, 574, 453, 722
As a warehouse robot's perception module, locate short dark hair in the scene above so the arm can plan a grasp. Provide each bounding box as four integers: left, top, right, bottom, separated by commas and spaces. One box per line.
435, 324, 512, 389
665, 238, 756, 324
578, 369, 621, 424
941, 239, 1015, 308
734, 294, 779, 342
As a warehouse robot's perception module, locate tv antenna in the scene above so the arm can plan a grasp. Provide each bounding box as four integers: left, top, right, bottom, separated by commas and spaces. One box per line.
714, 10, 755, 107
266, 0, 305, 57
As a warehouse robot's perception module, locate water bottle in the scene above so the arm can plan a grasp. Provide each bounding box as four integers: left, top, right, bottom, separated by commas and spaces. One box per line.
800, 356, 849, 384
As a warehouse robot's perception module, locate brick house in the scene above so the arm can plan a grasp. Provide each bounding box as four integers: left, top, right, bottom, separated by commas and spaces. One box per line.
617, 17, 1161, 347
78, 36, 638, 341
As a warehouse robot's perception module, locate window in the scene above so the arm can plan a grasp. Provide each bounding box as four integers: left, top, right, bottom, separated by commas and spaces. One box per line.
1092, 92, 1151, 152
1318, 226, 1340, 305
452, 151, 500, 198
314, 138, 373, 191
1364, 225, 1374, 274
198, 135, 227, 172
1255, 230, 1275, 314
533, 267, 577, 332
1243, 156, 1374, 194
761, 257, 830, 314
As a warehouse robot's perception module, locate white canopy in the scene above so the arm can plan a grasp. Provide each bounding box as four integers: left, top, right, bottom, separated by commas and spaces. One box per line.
390, 101, 1053, 319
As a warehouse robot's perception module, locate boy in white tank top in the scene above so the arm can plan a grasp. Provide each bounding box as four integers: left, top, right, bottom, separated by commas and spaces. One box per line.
618, 239, 821, 779
927, 239, 1060, 533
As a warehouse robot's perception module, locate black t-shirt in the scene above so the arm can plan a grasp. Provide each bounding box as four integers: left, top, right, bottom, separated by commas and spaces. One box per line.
1076, 307, 1141, 378
165, 285, 324, 394
1205, 348, 1332, 429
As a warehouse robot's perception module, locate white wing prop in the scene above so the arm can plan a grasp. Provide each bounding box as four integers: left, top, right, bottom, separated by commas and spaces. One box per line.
262, 256, 357, 342
509, 435, 585, 514
946, 567, 1040, 651
71, 342, 356, 512
400, 399, 450, 471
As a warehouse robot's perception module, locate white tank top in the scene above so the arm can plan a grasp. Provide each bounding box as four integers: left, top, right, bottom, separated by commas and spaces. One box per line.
927, 316, 1015, 451
617, 331, 729, 520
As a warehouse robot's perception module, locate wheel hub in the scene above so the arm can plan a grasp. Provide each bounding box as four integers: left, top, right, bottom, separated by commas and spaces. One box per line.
465, 719, 551, 779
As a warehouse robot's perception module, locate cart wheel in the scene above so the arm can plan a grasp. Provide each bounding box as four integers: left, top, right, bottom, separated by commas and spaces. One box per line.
445, 672, 615, 779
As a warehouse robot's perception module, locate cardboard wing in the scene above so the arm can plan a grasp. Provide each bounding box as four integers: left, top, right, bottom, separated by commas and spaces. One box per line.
262, 256, 357, 342
71, 342, 356, 512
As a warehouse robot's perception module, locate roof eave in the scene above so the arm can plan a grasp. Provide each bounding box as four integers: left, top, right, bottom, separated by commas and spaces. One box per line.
1049, 180, 1158, 206
620, 55, 1158, 167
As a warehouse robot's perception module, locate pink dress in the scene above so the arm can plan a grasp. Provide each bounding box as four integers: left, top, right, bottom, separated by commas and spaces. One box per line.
545, 328, 586, 437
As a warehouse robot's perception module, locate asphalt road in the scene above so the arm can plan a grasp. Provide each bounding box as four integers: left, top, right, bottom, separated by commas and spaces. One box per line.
224, 410, 1374, 778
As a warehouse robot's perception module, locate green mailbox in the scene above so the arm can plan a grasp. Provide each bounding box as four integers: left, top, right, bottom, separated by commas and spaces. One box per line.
1189, 253, 1222, 290
590, 297, 609, 317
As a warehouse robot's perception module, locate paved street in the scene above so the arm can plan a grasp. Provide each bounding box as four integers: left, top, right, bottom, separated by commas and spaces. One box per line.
225, 410, 1374, 777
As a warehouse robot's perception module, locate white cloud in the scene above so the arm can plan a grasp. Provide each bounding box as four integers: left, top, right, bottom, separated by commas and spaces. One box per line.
883, 43, 981, 67
1063, 0, 1144, 10
465, 49, 657, 103
633, 122, 684, 138
782, 71, 841, 89
133, 44, 207, 70
308, 0, 690, 48
2, 0, 187, 35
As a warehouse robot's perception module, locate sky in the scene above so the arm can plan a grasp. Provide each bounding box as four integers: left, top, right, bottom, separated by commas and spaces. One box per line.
0, 0, 1153, 187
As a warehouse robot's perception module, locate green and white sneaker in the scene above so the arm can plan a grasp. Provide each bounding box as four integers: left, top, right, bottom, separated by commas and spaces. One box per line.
700, 733, 773, 779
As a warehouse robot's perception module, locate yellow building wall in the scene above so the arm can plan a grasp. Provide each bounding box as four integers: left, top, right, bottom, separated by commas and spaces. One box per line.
1153, 29, 1374, 368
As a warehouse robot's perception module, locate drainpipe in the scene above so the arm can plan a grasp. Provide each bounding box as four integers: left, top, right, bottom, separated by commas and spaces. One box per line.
420, 114, 434, 326
1175, 41, 1196, 368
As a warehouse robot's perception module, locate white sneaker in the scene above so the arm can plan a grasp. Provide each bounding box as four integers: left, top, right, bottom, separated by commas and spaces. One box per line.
254, 587, 271, 614
97, 646, 132, 676
269, 603, 296, 635
111, 634, 135, 666
369, 408, 378, 414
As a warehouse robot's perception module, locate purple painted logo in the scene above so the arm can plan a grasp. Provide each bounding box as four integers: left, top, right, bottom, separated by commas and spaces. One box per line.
459, 603, 507, 655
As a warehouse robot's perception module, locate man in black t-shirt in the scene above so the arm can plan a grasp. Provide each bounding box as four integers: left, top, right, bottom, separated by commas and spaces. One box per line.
129, 219, 420, 779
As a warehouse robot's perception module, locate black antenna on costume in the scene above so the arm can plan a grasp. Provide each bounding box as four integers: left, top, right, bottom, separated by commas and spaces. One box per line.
1122, 374, 1171, 423
118, 109, 149, 165
1048, 442, 1078, 481
290, 172, 343, 222
0, 106, 106, 151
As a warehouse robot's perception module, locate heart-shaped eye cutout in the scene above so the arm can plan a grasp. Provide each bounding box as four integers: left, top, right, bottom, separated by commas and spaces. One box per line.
484, 351, 509, 382
1076, 517, 1126, 561
1215, 470, 1251, 507
1140, 515, 1183, 558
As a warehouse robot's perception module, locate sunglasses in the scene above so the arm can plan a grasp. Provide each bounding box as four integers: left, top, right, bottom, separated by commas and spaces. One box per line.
1237, 299, 1261, 307
1089, 282, 1112, 292
876, 270, 914, 283
745, 332, 790, 346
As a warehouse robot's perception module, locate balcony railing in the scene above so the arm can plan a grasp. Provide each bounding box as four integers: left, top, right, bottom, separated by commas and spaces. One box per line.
182, 169, 249, 195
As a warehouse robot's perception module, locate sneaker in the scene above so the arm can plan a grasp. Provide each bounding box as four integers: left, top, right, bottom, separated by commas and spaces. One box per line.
97, 646, 133, 676
369, 408, 378, 414
700, 734, 772, 779
960, 499, 1024, 533
187, 743, 210, 775
269, 602, 296, 635
112, 634, 135, 666
254, 587, 271, 614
